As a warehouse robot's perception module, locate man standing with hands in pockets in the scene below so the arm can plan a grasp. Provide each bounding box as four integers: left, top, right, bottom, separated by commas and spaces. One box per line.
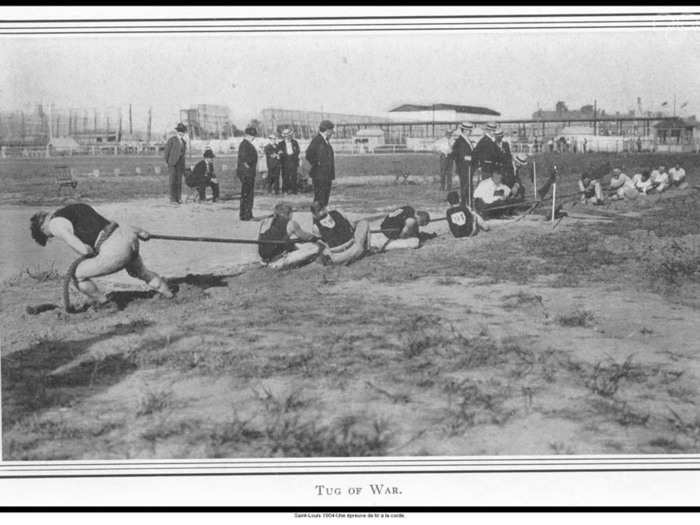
237, 127, 258, 221
452, 122, 474, 205
163, 122, 188, 204
305, 120, 336, 207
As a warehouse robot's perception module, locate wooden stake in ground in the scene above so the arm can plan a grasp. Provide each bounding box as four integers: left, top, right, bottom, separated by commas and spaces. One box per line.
533, 160, 537, 200
551, 182, 557, 223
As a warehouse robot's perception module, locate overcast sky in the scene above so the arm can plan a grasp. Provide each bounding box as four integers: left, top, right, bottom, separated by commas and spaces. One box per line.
2, 26, 700, 132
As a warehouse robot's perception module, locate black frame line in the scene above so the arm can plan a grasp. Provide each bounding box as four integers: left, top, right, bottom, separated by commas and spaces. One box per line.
1, 11, 700, 23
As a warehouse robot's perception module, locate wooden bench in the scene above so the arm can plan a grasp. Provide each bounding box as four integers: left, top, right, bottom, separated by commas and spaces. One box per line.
392, 160, 411, 184
54, 166, 77, 194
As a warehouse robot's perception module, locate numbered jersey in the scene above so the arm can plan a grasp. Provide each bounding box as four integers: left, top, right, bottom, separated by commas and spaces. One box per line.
380, 206, 415, 239
446, 205, 474, 238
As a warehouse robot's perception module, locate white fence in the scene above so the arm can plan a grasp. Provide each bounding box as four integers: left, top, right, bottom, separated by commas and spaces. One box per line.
3, 136, 700, 159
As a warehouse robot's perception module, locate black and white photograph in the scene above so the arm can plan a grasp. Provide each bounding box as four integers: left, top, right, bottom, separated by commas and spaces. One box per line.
2, 6, 700, 507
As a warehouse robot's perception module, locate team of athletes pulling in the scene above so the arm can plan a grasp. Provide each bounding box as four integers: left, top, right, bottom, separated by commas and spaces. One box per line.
27, 119, 693, 313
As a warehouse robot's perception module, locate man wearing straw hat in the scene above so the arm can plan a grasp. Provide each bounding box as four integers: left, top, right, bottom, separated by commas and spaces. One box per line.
452, 122, 474, 204
163, 122, 188, 204
279, 128, 301, 194
471, 122, 503, 181
264, 134, 282, 195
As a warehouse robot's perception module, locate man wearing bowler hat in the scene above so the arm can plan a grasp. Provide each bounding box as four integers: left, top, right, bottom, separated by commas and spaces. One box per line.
163, 122, 188, 204
190, 147, 220, 202
237, 127, 258, 221
452, 122, 474, 204
305, 120, 336, 207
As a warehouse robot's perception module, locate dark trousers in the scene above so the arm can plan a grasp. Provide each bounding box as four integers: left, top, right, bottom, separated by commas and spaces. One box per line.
313, 178, 332, 207
456, 163, 471, 205
440, 154, 453, 191
197, 180, 220, 202
168, 163, 184, 203
267, 166, 281, 194
282, 162, 298, 194
474, 198, 509, 220
239, 175, 255, 220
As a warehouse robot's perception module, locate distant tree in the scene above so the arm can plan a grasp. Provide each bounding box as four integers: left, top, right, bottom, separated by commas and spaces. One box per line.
555, 101, 569, 114
580, 104, 594, 114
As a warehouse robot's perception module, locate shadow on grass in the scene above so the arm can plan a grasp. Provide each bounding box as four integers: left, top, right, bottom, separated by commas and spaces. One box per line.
1, 319, 154, 428
169, 273, 232, 290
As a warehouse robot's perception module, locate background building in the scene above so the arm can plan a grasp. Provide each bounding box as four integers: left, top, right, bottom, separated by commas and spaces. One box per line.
386, 103, 500, 123
179, 104, 234, 140
260, 108, 386, 139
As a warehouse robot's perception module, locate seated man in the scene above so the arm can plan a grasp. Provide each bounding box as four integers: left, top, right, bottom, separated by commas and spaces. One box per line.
578, 172, 604, 205
189, 148, 220, 202
473, 169, 513, 219
536, 165, 559, 200
504, 153, 527, 202
30, 203, 173, 308
371, 205, 434, 251
258, 202, 321, 270
668, 163, 688, 188
445, 190, 487, 237
310, 201, 370, 265
608, 168, 638, 200
649, 165, 670, 193
632, 170, 654, 194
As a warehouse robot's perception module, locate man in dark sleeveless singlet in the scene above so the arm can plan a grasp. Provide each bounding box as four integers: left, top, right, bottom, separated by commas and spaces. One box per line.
257, 202, 320, 269
310, 201, 370, 265
445, 191, 480, 238
30, 203, 173, 306
380, 205, 433, 240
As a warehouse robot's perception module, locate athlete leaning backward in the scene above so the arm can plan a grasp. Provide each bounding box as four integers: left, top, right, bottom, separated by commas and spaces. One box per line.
30, 203, 173, 309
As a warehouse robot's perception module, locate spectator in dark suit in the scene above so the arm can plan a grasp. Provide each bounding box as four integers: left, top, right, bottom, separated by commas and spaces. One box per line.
305, 120, 336, 207
163, 123, 188, 204
471, 122, 503, 180
279, 128, 301, 194
452, 122, 474, 205
190, 147, 220, 202
495, 129, 524, 201
237, 127, 258, 221
264, 134, 282, 195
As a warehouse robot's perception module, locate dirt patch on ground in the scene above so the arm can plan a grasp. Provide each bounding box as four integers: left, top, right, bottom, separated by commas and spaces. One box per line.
2, 174, 700, 460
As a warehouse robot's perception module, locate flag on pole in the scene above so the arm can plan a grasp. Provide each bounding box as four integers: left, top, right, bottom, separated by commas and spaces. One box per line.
661, 101, 668, 106
681, 101, 688, 108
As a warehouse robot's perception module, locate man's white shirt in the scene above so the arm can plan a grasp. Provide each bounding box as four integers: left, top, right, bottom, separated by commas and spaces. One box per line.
651, 170, 669, 186
632, 173, 653, 193
610, 172, 634, 190
669, 167, 686, 182
473, 177, 511, 204
432, 137, 452, 156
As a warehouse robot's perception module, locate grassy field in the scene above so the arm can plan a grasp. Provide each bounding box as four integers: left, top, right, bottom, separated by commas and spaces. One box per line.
2, 154, 700, 459
2, 151, 699, 206
0, 153, 438, 205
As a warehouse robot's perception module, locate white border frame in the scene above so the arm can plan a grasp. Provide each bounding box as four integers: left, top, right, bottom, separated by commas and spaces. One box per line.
2, 5, 700, 507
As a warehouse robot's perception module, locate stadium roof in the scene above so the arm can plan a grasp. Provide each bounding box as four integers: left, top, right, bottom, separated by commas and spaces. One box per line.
389, 104, 500, 116
653, 117, 698, 129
